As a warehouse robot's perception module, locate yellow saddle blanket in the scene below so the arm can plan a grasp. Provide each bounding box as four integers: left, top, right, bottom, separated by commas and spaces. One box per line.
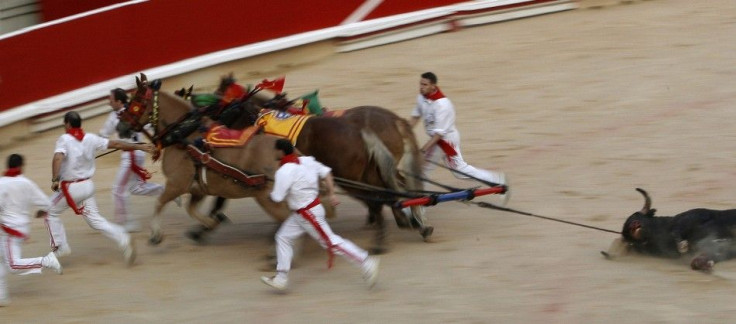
256, 110, 313, 145
205, 124, 261, 148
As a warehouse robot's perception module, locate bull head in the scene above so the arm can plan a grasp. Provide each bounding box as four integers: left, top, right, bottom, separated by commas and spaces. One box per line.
621, 188, 657, 242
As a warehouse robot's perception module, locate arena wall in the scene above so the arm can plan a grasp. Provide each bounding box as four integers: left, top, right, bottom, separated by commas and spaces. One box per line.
0, 0, 575, 146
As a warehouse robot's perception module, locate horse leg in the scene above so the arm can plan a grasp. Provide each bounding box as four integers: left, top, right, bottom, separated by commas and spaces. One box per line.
185, 193, 221, 244
180, 188, 218, 230
209, 196, 230, 223
367, 202, 388, 254
150, 185, 187, 245
411, 205, 434, 242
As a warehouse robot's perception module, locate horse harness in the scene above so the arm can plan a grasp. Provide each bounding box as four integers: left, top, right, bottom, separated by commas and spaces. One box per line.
184, 145, 267, 192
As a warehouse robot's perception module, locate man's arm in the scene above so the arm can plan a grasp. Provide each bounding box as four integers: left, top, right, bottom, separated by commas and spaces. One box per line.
421, 133, 443, 153
51, 152, 64, 191
107, 140, 156, 153
408, 116, 420, 128
323, 172, 339, 206
269, 168, 291, 203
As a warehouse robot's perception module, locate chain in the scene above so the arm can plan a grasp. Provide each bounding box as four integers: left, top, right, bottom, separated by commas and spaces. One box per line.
151, 89, 160, 138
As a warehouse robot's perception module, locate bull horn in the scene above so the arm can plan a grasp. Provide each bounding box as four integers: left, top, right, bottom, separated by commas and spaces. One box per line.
635, 188, 651, 214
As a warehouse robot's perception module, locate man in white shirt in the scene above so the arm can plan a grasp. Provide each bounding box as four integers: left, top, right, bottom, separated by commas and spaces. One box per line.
0, 154, 62, 307
46, 111, 156, 267
261, 139, 380, 291
409, 72, 509, 197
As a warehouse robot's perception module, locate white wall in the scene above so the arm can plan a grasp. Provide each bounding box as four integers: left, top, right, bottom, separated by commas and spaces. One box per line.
0, 0, 40, 35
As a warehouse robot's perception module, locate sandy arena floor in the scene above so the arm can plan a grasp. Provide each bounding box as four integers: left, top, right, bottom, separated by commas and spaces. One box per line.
3, 0, 736, 322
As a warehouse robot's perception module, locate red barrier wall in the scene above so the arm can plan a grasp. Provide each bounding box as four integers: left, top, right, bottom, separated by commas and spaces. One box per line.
0, 0, 467, 111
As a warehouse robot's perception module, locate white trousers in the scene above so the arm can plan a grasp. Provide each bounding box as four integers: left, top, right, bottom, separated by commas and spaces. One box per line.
424, 131, 505, 185
275, 205, 368, 274
112, 151, 163, 224
46, 180, 130, 252
0, 233, 44, 300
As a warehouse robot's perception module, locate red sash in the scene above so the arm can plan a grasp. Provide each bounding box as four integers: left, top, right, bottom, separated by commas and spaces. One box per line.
296, 197, 335, 268
60, 178, 88, 215
129, 151, 152, 181
1, 224, 26, 239
436, 139, 458, 157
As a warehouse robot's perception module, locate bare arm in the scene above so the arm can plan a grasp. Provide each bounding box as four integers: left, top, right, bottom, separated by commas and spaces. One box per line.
51, 152, 64, 191
323, 172, 339, 206
107, 140, 156, 153
421, 133, 443, 153
408, 116, 420, 128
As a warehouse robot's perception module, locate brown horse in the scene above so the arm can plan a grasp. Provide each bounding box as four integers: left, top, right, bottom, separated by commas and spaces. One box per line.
229, 97, 433, 251
120, 74, 430, 251
118, 75, 300, 245
206, 75, 431, 238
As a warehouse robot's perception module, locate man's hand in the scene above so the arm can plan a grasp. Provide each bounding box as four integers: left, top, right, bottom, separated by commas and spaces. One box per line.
328, 194, 340, 206
51, 180, 60, 192
139, 143, 157, 154
36, 210, 48, 218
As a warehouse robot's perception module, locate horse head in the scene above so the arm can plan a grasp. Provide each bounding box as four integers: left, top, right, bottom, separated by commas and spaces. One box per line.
118, 73, 161, 134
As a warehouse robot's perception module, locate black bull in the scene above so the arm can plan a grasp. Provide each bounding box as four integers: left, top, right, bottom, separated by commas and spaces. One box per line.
617, 188, 736, 271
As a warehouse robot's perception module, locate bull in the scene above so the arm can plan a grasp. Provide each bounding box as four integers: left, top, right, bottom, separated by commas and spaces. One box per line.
604, 188, 736, 272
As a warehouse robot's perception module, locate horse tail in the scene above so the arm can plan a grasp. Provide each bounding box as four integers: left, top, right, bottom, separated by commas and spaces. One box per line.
360, 129, 401, 190
394, 119, 424, 192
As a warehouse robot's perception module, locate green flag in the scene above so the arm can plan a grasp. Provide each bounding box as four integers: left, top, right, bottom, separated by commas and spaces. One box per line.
298, 90, 324, 115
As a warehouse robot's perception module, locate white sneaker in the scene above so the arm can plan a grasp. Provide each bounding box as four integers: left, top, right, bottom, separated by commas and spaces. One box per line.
362, 256, 380, 288
0, 298, 10, 307
122, 238, 137, 267
42, 252, 63, 274
260, 275, 288, 291
54, 244, 72, 258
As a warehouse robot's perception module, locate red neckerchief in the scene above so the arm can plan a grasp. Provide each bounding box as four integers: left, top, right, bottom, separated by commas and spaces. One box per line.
3, 167, 21, 177
279, 153, 300, 166
67, 128, 85, 141
423, 87, 445, 101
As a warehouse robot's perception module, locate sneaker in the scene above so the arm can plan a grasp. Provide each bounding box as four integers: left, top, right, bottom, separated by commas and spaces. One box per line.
0, 298, 10, 307
42, 252, 63, 274
260, 275, 288, 291
362, 256, 380, 288
122, 237, 137, 267
53, 244, 72, 258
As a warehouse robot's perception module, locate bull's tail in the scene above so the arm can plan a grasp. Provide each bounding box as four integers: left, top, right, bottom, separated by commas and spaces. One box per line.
360, 129, 400, 191
394, 119, 424, 193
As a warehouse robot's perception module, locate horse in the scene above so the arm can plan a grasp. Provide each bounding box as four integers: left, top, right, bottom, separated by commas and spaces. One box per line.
119, 74, 430, 252
175, 74, 433, 249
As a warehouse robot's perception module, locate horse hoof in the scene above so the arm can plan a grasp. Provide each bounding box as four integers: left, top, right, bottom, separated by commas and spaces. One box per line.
148, 234, 163, 245
213, 212, 231, 224
370, 247, 388, 255
186, 230, 203, 243
421, 226, 434, 241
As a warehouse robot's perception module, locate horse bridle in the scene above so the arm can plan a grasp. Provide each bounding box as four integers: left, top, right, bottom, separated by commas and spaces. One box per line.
119, 80, 160, 144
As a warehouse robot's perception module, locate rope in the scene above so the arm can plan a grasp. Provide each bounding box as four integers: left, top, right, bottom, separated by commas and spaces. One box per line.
472, 201, 620, 235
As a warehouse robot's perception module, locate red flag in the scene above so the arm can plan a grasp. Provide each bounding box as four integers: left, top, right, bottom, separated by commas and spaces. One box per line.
220, 83, 246, 105
257, 76, 285, 94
